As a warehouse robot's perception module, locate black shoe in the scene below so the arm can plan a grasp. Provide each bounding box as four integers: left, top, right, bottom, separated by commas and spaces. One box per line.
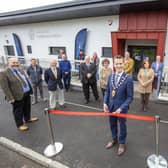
59, 104, 66, 108
95, 97, 99, 101
85, 100, 89, 104
32, 101, 38, 105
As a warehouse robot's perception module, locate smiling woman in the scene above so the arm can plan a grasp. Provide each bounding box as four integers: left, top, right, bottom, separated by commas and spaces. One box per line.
0, 0, 73, 13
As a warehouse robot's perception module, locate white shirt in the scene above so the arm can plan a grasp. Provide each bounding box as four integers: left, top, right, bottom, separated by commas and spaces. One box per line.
115, 71, 124, 85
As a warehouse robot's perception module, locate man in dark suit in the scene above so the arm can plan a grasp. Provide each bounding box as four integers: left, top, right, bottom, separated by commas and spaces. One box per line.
44, 59, 65, 109
103, 55, 133, 156
0, 57, 38, 131
80, 56, 99, 104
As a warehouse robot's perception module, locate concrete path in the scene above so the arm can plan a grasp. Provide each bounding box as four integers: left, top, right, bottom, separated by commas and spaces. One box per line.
0, 87, 168, 168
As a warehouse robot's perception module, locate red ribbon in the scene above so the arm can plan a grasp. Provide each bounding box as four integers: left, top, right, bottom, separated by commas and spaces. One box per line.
49, 109, 155, 122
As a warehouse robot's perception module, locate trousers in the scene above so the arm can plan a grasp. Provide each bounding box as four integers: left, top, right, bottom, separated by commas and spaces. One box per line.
49, 88, 65, 109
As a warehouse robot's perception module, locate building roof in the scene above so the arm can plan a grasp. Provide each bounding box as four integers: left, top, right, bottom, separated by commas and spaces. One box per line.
0, 0, 167, 26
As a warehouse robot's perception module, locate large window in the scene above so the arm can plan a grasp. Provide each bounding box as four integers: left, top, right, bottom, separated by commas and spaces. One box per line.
102, 47, 112, 58
4, 45, 15, 56
49, 46, 66, 59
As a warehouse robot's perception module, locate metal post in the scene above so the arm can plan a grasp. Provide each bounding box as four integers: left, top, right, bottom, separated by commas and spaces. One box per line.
45, 108, 55, 145
43, 108, 63, 157
147, 115, 167, 168
155, 115, 160, 157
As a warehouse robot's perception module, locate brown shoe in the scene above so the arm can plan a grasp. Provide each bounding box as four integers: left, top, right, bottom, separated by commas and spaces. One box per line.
105, 140, 118, 149
117, 144, 126, 156
27, 117, 38, 123
18, 125, 29, 131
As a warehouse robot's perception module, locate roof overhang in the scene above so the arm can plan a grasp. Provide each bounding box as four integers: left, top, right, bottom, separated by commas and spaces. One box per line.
0, 0, 167, 26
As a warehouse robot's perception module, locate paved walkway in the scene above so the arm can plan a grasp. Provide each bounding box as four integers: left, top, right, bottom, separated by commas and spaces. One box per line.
0, 87, 168, 168
0, 144, 46, 168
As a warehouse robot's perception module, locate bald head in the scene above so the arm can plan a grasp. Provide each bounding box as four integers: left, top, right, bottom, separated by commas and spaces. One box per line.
85, 56, 90, 64
124, 51, 130, 60
8, 57, 19, 68
50, 59, 57, 68
156, 55, 161, 63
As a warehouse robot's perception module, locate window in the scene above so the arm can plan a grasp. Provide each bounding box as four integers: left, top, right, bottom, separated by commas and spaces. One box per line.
49, 46, 66, 59
27, 45, 32, 54
4, 45, 15, 56
102, 47, 112, 58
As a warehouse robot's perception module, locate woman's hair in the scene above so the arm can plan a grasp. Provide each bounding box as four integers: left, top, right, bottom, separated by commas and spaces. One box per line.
142, 60, 150, 68
102, 58, 110, 65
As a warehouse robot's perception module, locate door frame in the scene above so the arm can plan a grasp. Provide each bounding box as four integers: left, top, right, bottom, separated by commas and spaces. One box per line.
111, 31, 166, 60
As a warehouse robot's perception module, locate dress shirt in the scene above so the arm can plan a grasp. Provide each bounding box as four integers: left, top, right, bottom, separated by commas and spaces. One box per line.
12, 68, 30, 93
52, 67, 57, 79
115, 71, 124, 85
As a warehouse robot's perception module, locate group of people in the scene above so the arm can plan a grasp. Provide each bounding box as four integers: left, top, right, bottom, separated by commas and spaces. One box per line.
0, 50, 164, 157
80, 51, 163, 156
0, 52, 71, 131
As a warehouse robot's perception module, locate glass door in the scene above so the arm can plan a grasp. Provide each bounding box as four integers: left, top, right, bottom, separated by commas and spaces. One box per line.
128, 46, 156, 80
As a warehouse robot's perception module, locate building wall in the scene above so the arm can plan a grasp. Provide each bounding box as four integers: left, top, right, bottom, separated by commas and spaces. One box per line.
0, 15, 119, 68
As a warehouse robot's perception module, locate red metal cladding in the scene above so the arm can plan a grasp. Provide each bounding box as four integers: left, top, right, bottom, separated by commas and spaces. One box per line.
119, 10, 167, 31
112, 10, 168, 59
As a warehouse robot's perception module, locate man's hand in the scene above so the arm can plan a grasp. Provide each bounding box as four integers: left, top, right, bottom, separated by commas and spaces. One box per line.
113, 108, 122, 114
103, 104, 109, 113
9, 99, 15, 104
87, 73, 92, 78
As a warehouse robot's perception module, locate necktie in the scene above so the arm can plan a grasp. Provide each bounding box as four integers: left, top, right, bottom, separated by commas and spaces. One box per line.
34, 67, 38, 83
115, 74, 119, 86
14, 69, 27, 87
52, 68, 57, 79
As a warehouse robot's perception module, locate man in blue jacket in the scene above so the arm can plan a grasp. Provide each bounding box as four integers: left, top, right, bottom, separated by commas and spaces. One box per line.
59, 54, 71, 91
103, 55, 133, 156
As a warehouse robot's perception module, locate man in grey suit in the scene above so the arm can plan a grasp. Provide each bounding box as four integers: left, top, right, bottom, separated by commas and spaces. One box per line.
0, 57, 38, 131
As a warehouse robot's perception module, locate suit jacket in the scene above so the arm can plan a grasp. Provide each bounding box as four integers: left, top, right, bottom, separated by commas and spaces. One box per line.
104, 72, 133, 113
151, 62, 163, 77
80, 62, 97, 84
0, 68, 33, 102
44, 67, 63, 91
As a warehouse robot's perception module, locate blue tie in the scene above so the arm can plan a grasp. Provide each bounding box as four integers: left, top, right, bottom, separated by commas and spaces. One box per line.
14, 69, 27, 87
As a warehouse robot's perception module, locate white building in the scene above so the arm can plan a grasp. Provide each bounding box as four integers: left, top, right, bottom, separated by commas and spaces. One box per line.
0, 15, 118, 68
0, 0, 168, 73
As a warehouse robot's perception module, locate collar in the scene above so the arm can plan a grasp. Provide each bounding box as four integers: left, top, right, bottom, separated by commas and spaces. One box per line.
115, 71, 124, 77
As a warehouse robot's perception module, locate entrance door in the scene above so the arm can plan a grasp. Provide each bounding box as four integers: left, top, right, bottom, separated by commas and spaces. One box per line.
128, 46, 156, 80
